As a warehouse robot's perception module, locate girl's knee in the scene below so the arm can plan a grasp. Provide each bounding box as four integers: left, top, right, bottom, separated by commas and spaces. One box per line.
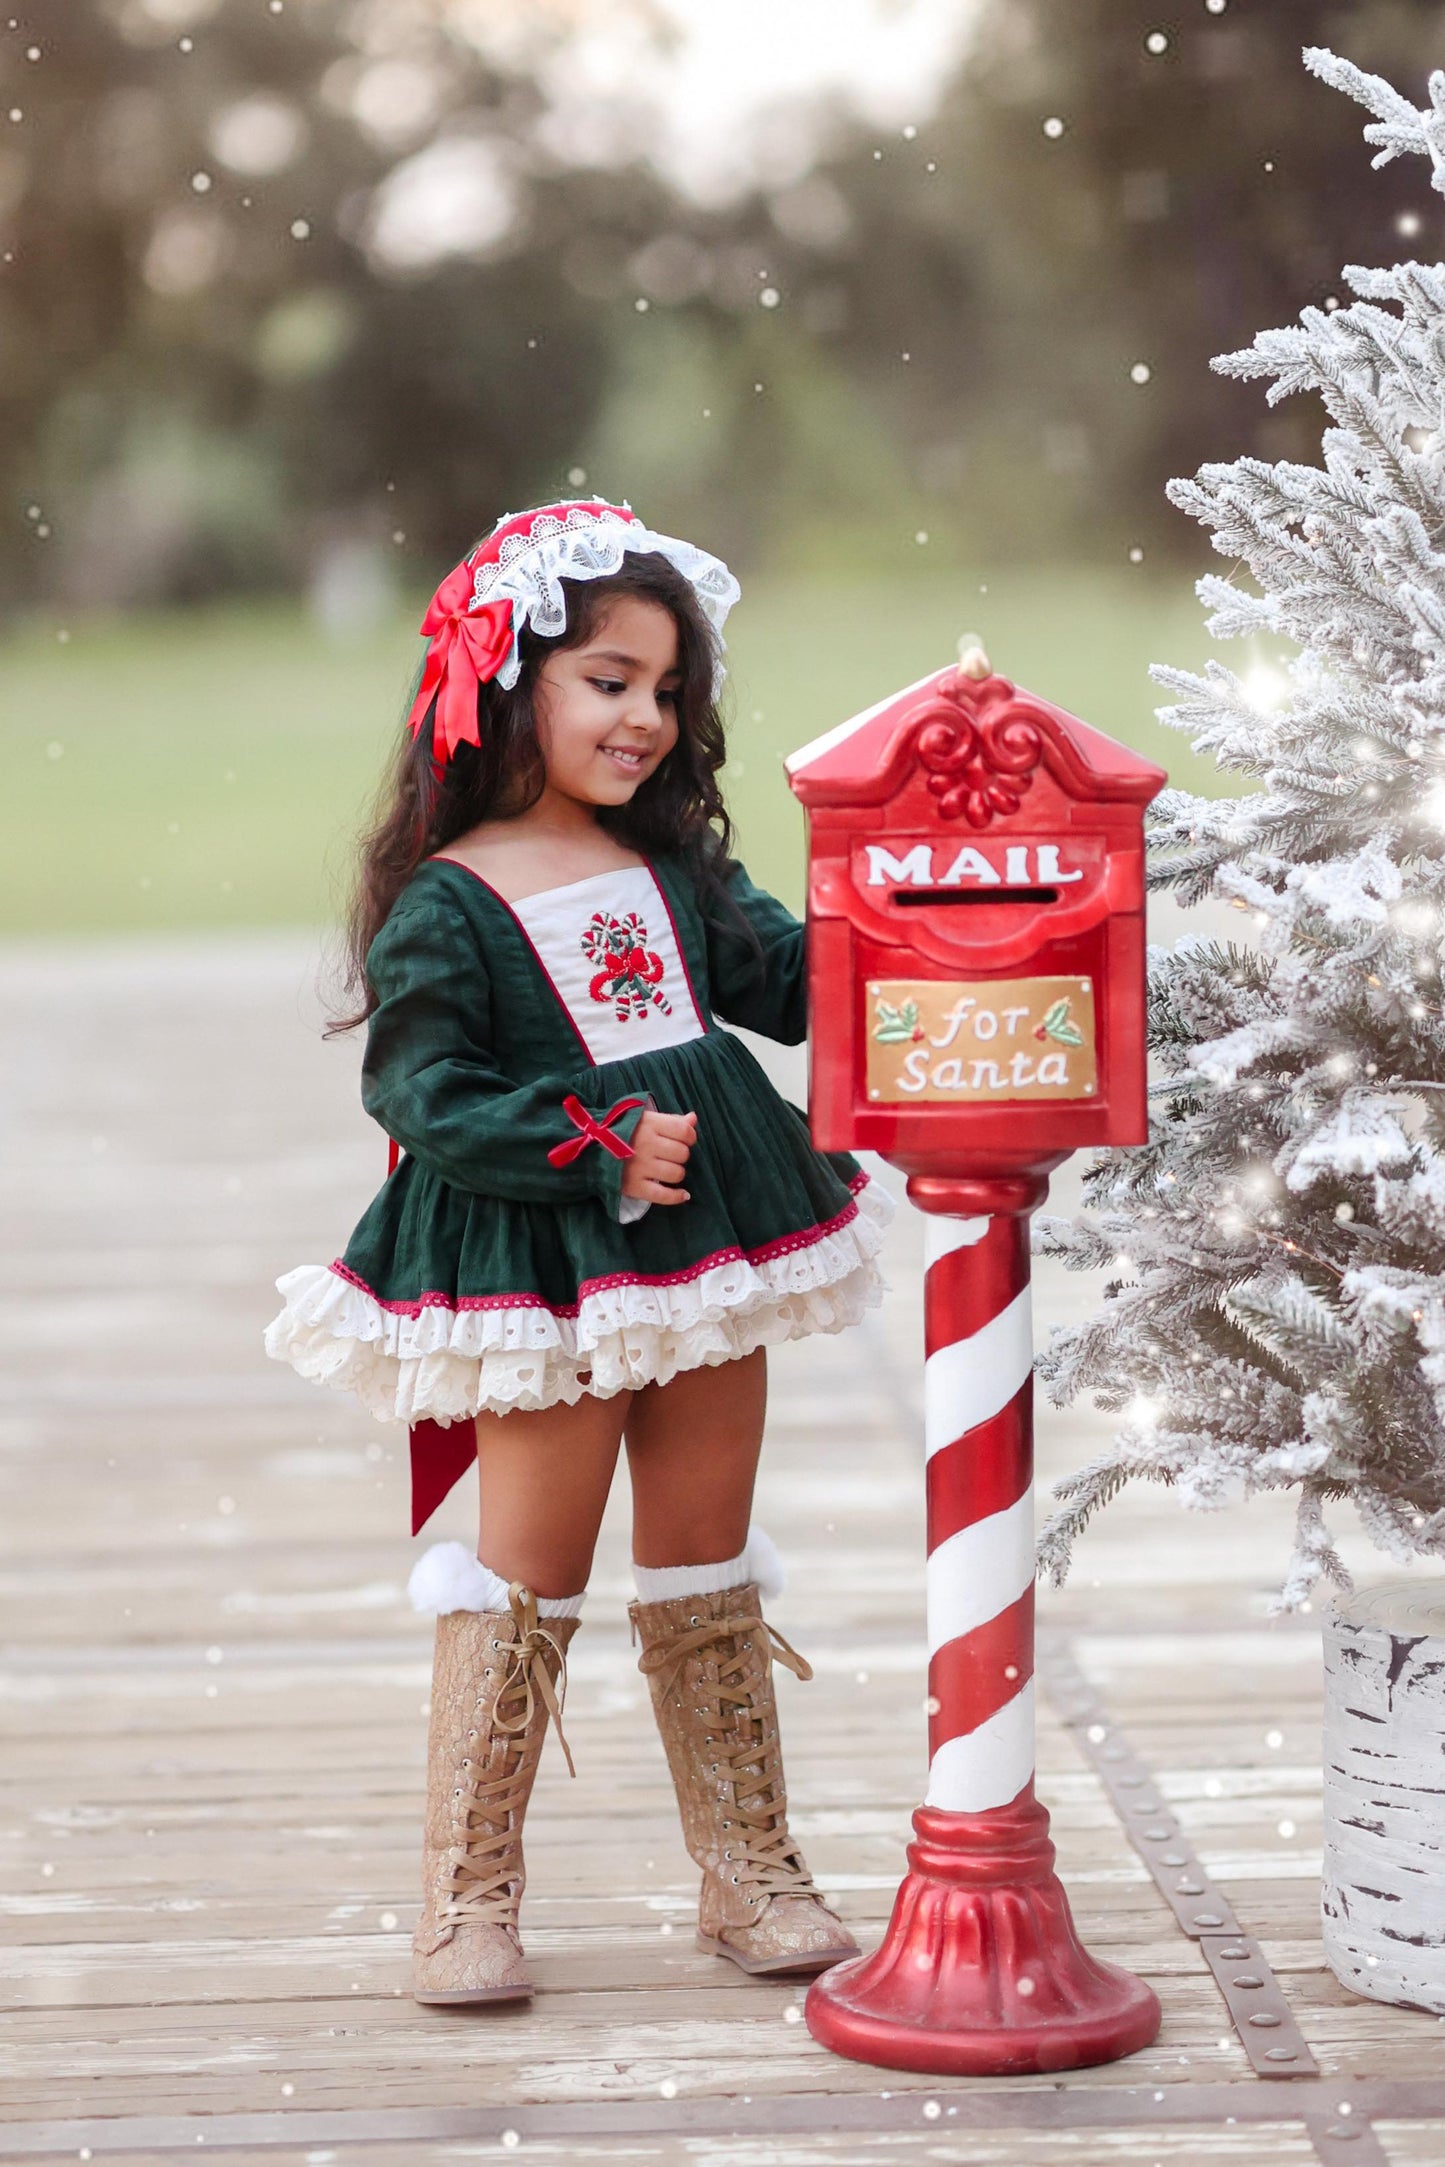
480, 1546, 593, 1599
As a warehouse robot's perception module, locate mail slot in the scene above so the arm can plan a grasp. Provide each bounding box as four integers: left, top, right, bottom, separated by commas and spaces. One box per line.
785, 653, 1166, 1173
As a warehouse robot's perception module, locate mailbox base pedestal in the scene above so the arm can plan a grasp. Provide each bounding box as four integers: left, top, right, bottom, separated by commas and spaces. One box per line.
805, 1793, 1160, 2076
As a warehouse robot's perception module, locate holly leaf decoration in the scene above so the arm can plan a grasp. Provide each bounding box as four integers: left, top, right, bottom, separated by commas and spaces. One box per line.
1042, 997, 1085, 1047
873, 996, 919, 1044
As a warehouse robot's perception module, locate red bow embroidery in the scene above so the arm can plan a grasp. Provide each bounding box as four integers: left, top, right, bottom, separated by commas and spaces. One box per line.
589, 944, 664, 1004
546, 1094, 646, 1167
404, 558, 515, 766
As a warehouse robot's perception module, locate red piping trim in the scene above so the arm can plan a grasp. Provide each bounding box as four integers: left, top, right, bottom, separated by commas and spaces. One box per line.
330, 1258, 567, 1315
327, 1175, 874, 1321
641, 856, 708, 1034
426, 855, 594, 1064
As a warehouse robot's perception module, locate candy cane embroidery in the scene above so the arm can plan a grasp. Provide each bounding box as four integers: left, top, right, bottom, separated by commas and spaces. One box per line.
581, 910, 674, 1021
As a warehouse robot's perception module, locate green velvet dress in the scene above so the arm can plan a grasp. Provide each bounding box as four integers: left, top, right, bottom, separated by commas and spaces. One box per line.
264, 852, 894, 1439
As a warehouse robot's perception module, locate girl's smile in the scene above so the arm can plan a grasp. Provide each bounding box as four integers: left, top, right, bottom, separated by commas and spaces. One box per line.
431, 590, 691, 902
531, 594, 682, 817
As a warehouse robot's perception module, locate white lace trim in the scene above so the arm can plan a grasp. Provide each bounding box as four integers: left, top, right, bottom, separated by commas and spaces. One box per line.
263, 1178, 894, 1427
468, 504, 740, 700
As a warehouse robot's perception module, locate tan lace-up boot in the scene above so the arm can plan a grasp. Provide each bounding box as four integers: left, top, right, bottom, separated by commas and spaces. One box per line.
628, 1581, 859, 1976
412, 1582, 579, 2006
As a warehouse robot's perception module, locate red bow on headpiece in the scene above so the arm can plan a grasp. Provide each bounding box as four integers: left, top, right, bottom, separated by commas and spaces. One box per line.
404, 559, 514, 767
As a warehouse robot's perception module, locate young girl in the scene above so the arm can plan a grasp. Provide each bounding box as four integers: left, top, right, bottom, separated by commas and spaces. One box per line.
265, 497, 894, 2006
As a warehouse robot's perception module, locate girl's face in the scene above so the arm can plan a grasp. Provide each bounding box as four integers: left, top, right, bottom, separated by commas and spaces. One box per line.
531, 595, 682, 814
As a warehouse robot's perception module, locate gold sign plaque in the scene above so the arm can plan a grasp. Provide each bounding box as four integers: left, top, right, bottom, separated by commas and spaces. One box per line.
865, 977, 1098, 1105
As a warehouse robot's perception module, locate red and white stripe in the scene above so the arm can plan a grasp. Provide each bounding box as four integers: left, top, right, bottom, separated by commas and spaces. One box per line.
922, 1212, 1035, 1813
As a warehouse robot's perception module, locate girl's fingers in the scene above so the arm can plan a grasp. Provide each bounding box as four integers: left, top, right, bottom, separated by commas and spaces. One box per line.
622, 1109, 698, 1200
648, 1140, 692, 1170
623, 1157, 688, 1196
650, 1111, 697, 1142
642, 1180, 690, 1205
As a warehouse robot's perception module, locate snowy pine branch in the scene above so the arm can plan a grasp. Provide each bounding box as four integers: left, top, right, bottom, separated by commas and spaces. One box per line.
1035, 41, 1445, 1606
1301, 48, 1445, 189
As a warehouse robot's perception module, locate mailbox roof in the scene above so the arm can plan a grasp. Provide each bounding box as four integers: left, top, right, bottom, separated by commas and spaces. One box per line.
785, 663, 1166, 807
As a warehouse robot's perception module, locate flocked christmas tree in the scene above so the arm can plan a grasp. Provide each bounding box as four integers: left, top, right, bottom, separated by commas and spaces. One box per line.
1036, 46, 1445, 1610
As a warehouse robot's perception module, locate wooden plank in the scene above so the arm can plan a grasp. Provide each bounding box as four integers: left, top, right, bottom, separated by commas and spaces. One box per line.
1376, 2128, 1445, 2166
2, 937, 1440, 2159
0, 2122, 1329, 2165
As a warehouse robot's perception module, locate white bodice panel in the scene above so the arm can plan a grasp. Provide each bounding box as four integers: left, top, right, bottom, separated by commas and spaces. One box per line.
506, 864, 706, 1065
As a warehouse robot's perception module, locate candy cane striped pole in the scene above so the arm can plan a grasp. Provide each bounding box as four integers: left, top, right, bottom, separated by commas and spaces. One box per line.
806, 1188, 1160, 2077
923, 1211, 1036, 1813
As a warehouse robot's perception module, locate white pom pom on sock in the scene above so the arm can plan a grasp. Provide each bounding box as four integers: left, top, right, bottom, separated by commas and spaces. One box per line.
744, 1523, 786, 1601
407, 1539, 585, 1619
408, 1540, 493, 1615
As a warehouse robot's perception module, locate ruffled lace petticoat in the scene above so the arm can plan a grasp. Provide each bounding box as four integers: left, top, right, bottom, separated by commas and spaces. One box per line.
264, 1173, 894, 1426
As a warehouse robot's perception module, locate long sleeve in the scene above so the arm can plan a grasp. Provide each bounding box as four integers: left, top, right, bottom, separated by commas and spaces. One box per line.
703, 857, 808, 1045
360, 897, 647, 1215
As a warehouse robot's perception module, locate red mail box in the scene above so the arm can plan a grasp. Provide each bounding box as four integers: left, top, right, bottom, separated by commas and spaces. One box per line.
786, 657, 1166, 1180
789, 650, 1168, 2078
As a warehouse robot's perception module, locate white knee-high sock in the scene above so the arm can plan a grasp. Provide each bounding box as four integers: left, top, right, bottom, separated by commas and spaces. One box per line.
631, 1547, 746, 1603
407, 1539, 586, 1620
631, 1523, 784, 1603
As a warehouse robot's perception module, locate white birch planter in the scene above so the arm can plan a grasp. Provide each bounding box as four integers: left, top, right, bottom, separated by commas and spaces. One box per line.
1322, 1578, 1445, 2013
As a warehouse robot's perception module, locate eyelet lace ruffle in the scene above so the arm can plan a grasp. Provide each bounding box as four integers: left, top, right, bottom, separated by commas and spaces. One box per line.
264, 1177, 893, 1427
470, 505, 740, 700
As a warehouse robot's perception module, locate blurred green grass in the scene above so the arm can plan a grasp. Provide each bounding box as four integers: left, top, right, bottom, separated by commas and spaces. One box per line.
0, 563, 1254, 934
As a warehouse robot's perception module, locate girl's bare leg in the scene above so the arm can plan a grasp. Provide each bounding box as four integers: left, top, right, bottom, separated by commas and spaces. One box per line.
624, 1349, 767, 1568
474, 1391, 632, 1597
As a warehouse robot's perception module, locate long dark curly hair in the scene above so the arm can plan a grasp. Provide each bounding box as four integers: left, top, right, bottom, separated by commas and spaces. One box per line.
328, 547, 749, 1036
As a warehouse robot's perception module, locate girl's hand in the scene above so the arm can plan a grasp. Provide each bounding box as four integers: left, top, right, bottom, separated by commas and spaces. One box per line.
623, 1109, 696, 1206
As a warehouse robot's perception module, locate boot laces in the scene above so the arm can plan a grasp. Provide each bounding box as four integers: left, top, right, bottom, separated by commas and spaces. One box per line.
443, 1585, 576, 1929
640, 1609, 819, 1900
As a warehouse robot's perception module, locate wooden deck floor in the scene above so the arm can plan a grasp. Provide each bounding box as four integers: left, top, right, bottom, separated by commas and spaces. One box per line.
3, 931, 1444, 2165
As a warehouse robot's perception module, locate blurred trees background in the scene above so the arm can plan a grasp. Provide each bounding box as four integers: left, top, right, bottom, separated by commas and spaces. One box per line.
5, 0, 1444, 932
6, 0, 1442, 616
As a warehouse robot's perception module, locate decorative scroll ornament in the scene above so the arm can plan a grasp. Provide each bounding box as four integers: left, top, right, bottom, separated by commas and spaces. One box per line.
912, 710, 1044, 828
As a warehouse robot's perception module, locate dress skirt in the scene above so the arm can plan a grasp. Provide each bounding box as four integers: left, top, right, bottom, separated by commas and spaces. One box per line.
265, 1026, 894, 1428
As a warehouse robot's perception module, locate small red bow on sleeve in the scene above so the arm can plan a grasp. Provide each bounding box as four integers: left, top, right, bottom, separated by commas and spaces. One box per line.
546, 1094, 647, 1167
404, 559, 515, 766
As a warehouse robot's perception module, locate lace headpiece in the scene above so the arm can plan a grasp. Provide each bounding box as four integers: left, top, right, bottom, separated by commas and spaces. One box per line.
403, 497, 741, 767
